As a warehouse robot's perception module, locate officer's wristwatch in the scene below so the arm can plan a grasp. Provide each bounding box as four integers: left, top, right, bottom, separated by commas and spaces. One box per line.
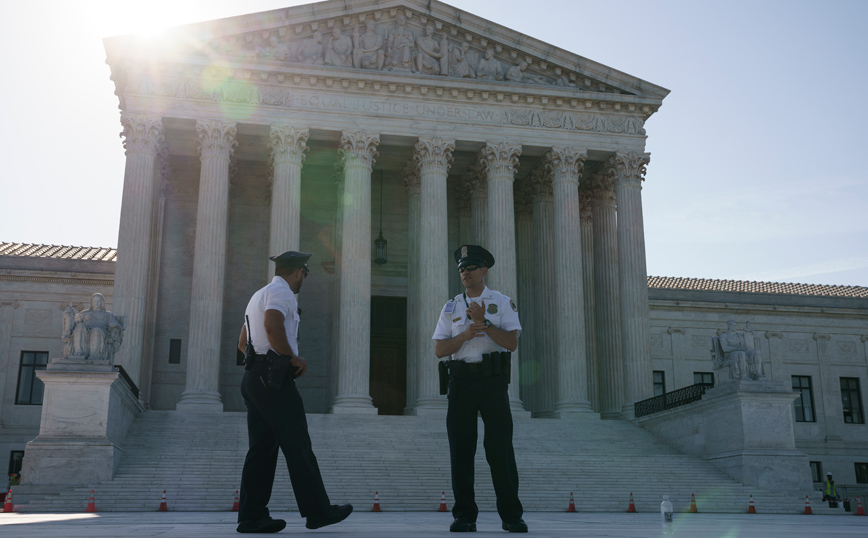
484, 319, 492, 328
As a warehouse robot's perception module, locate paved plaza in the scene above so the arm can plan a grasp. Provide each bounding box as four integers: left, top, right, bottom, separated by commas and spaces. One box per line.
1, 511, 866, 537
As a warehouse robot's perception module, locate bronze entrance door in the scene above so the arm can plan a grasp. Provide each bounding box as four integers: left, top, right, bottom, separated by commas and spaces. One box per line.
369, 296, 407, 415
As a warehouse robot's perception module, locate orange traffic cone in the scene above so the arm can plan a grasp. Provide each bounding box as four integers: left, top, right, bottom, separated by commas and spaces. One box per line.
627, 492, 636, 513
439, 491, 447, 512
3, 489, 13, 513
85, 489, 96, 513
688, 493, 698, 513
567, 492, 576, 513
231, 490, 239, 512
372, 491, 381, 512
856, 496, 864, 516
748, 494, 757, 514
803, 495, 812, 515
158, 490, 168, 512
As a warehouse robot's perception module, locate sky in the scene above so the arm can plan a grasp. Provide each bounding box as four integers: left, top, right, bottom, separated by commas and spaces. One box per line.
1, 0, 866, 287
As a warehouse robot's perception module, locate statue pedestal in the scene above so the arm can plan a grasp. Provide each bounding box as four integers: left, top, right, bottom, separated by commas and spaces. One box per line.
635, 379, 812, 491
19, 360, 143, 487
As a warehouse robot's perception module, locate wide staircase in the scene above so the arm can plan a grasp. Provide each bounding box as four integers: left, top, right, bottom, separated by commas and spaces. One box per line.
16, 411, 830, 514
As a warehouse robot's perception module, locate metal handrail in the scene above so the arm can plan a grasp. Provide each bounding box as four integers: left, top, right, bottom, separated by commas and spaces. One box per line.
113, 364, 140, 400
634, 383, 714, 418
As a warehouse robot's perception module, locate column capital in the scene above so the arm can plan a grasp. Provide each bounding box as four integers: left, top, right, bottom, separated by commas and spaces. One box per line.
464, 162, 487, 198
530, 167, 553, 202
196, 120, 237, 160
120, 114, 164, 156
413, 137, 455, 174
588, 172, 617, 207
545, 146, 587, 186
339, 131, 380, 169
610, 151, 651, 188
480, 142, 521, 180
269, 124, 309, 166
579, 192, 594, 224
402, 160, 421, 196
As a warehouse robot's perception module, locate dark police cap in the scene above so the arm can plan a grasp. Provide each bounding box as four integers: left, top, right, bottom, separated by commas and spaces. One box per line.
453, 244, 495, 269
269, 251, 312, 269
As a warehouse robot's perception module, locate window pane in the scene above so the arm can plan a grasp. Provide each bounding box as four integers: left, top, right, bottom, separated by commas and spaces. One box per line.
16, 368, 33, 404
30, 376, 45, 403
22, 352, 34, 365
856, 463, 868, 484
35, 352, 48, 366
810, 462, 822, 483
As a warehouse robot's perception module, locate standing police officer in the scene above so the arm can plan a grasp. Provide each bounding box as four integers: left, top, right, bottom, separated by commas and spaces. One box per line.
432, 245, 527, 533
235, 251, 352, 533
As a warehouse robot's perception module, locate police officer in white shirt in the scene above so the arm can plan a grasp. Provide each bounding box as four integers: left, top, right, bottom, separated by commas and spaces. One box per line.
432, 245, 527, 533
235, 251, 352, 533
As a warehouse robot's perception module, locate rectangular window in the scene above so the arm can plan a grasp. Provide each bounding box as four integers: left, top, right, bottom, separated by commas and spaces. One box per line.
653, 371, 665, 397
694, 372, 714, 386
810, 461, 823, 483
169, 339, 182, 364
8, 451, 24, 478
15, 351, 49, 405
792, 376, 815, 423
841, 377, 864, 424
856, 463, 868, 484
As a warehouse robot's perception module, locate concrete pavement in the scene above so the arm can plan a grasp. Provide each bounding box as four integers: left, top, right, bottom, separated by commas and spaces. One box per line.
1, 511, 867, 537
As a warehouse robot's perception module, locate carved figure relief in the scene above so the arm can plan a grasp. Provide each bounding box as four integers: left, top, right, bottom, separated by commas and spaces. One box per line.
206, 11, 611, 92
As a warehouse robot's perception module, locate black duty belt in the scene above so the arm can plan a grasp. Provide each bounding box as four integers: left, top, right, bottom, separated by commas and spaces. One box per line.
447, 351, 511, 378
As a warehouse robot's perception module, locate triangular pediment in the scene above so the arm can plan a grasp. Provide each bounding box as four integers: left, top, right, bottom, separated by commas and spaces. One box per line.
105, 0, 668, 105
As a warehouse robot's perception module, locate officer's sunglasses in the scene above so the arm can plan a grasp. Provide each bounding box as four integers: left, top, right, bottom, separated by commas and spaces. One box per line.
301, 265, 310, 277
458, 265, 480, 274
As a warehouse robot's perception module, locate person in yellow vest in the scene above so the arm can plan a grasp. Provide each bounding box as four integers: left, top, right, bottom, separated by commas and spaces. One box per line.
8, 473, 20, 486
824, 472, 841, 501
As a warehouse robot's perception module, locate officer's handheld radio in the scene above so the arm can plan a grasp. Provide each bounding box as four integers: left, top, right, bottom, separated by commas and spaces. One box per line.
242, 315, 255, 369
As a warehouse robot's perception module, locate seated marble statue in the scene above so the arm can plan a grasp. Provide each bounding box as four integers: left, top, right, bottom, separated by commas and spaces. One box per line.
62, 293, 124, 363
712, 320, 766, 380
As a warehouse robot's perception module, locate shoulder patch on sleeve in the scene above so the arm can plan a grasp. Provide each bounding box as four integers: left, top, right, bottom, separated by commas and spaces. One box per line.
510, 299, 518, 312
443, 301, 456, 315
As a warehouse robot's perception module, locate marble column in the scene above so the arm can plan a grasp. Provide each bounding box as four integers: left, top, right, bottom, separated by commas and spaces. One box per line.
467, 163, 488, 246
530, 168, 556, 417
590, 172, 624, 419
513, 178, 536, 411
267, 125, 308, 279
177, 120, 236, 412
332, 132, 379, 414
612, 152, 653, 418
402, 163, 421, 414
480, 142, 525, 413
547, 148, 593, 416
413, 137, 454, 414
327, 166, 344, 409
112, 114, 163, 389
579, 192, 599, 412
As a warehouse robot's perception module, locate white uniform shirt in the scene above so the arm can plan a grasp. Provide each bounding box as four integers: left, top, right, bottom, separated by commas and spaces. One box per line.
431, 286, 521, 363
244, 276, 300, 356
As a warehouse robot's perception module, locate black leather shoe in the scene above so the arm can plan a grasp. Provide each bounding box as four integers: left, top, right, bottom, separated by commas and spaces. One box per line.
236, 517, 286, 533
502, 519, 528, 533
450, 519, 477, 532
305, 504, 353, 530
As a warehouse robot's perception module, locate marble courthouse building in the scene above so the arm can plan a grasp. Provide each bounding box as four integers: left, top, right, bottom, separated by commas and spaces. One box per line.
2, 0, 867, 499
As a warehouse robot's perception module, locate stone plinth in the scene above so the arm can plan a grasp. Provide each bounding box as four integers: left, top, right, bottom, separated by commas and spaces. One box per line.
635, 379, 812, 491
20, 362, 144, 486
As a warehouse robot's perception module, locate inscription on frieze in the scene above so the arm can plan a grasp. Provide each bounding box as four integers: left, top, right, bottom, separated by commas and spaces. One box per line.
291, 92, 502, 124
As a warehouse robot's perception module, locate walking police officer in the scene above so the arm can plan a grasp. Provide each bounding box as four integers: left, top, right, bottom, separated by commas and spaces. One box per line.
235, 251, 352, 533
432, 245, 527, 533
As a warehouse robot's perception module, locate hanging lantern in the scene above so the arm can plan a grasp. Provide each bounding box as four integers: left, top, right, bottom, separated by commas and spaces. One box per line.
374, 170, 387, 265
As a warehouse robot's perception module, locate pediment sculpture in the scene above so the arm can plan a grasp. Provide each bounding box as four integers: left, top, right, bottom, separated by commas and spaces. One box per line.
61, 293, 125, 363
710, 320, 766, 381
210, 11, 588, 90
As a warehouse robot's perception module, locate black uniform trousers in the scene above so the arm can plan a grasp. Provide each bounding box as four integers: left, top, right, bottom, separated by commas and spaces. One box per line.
238, 368, 330, 523
447, 373, 523, 523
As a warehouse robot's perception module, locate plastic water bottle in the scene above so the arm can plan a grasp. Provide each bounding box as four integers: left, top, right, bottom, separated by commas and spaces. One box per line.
660, 495, 673, 535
